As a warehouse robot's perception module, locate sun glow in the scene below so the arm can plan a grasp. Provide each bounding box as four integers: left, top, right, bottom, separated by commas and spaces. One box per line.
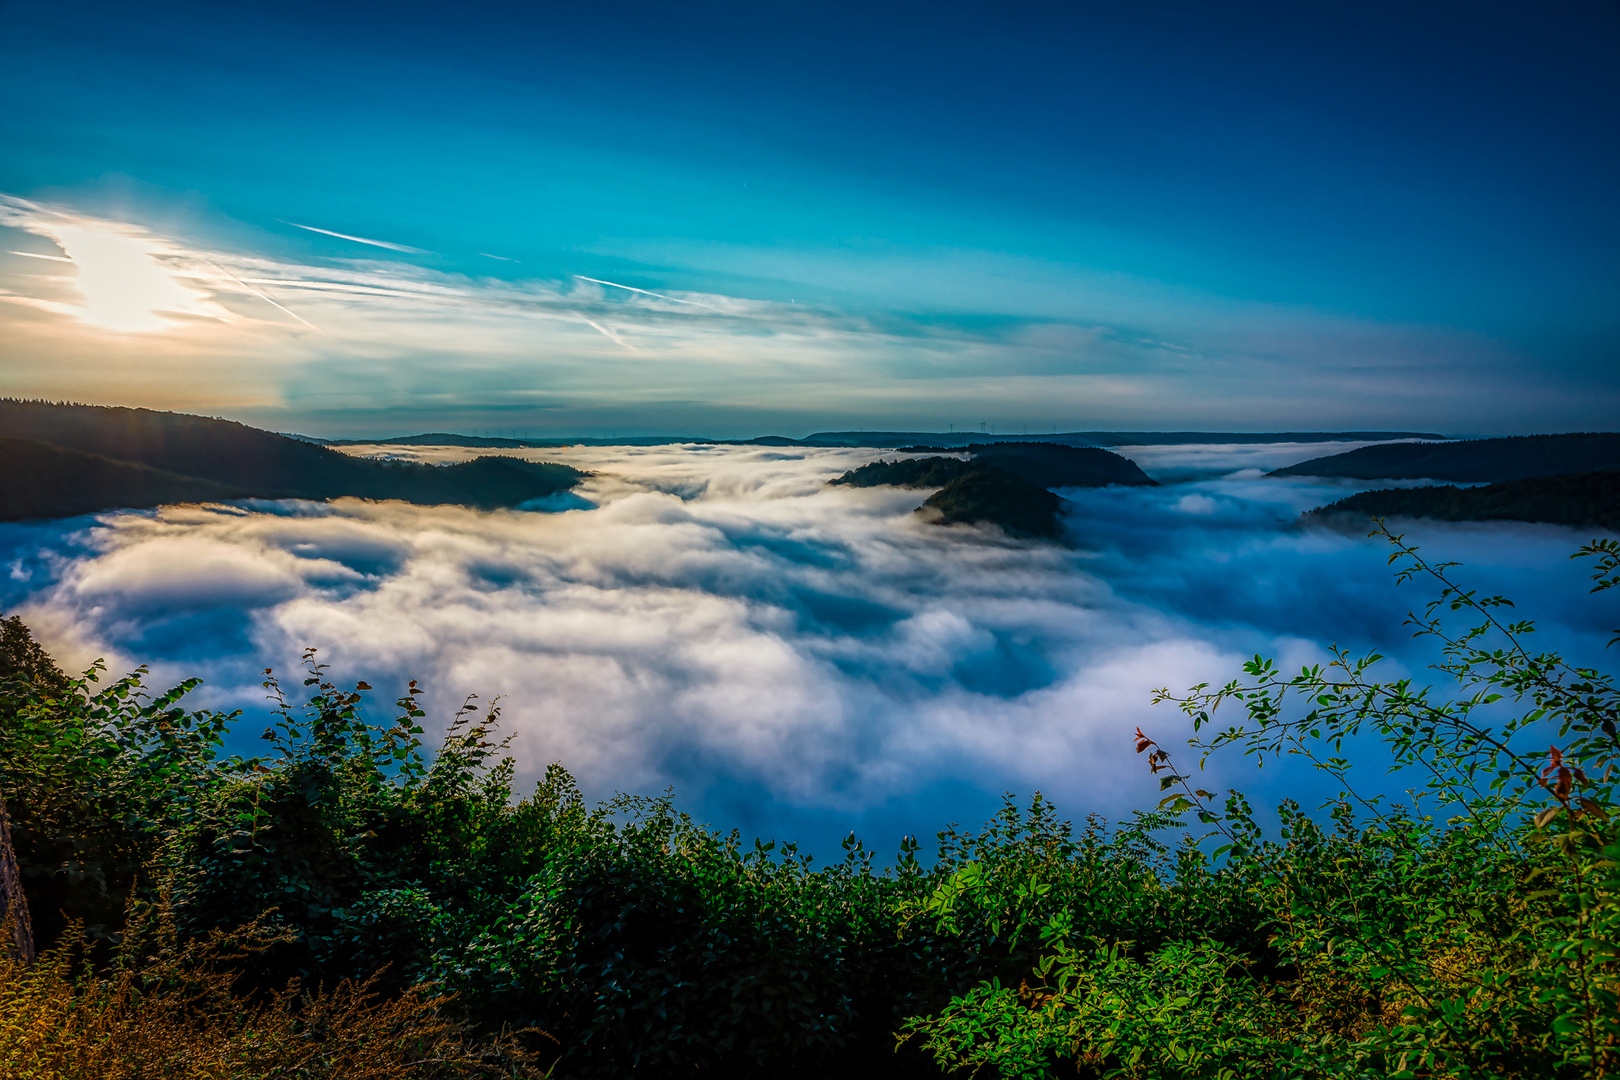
49, 225, 219, 332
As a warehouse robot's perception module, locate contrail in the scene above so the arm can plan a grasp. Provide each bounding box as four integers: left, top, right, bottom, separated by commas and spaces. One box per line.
8, 250, 73, 263
479, 252, 517, 262
582, 317, 639, 353
281, 221, 431, 254
573, 274, 722, 311
203, 260, 320, 330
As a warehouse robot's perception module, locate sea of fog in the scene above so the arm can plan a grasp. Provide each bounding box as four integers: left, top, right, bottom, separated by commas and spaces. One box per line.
2, 441, 1614, 855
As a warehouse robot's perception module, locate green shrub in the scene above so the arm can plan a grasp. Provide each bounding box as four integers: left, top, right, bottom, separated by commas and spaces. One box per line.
3, 526, 1615, 1077
0, 625, 241, 952
903, 528, 1620, 1078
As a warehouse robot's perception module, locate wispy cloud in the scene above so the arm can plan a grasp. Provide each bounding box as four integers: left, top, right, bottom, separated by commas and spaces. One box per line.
200, 260, 319, 330
281, 221, 433, 254
581, 317, 639, 353
574, 274, 726, 312
1, 191, 1611, 434
0, 194, 233, 332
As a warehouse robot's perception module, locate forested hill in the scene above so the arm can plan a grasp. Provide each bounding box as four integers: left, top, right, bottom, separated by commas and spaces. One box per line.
806, 429, 1446, 448
830, 442, 1154, 490
968, 442, 1156, 487
317, 433, 572, 449
2, 399, 413, 493
0, 437, 245, 520
0, 401, 584, 521
1272, 432, 1620, 482
828, 442, 1151, 539
1307, 469, 1620, 532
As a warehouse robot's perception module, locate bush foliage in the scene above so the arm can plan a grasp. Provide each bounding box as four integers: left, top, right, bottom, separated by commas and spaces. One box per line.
0, 525, 1616, 1077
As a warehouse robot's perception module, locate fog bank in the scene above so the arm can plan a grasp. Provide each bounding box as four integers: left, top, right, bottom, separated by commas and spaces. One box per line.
2, 443, 1612, 854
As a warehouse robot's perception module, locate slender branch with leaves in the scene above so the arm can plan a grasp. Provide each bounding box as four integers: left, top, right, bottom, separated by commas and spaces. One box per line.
906, 526, 1620, 1079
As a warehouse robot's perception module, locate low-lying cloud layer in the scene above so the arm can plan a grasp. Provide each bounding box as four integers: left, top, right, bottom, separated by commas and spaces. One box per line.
2, 444, 1614, 852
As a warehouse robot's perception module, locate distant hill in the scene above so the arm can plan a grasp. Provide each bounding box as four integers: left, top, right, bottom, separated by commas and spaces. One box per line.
829, 442, 1149, 539
317, 432, 575, 449
1273, 433, 1620, 483
968, 443, 1155, 487
830, 442, 1153, 492
1307, 470, 1620, 532
311, 429, 1447, 451
920, 467, 1064, 539
806, 430, 1446, 449
313, 432, 724, 448
830, 457, 971, 489
0, 401, 585, 521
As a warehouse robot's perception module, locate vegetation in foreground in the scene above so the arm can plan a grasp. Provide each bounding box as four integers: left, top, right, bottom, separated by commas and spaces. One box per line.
0, 525, 1616, 1077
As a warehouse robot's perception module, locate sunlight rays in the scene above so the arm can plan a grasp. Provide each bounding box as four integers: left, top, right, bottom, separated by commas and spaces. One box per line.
0, 196, 235, 333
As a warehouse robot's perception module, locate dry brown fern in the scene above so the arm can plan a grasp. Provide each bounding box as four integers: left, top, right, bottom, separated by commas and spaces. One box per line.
0, 916, 554, 1080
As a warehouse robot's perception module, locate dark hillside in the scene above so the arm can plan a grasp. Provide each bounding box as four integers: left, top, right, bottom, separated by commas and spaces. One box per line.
407, 456, 584, 510
0, 399, 376, 496
0, 437, 244, 521
319, 432, 573, 448
829, 457, 969, 489
921, 467, 1063, 539
1273, 433, 1620, 482
829, 443, 1151, 491
0, 401, 584, 517
1307, 469, 1620, 531
805, 429, 1446, 448
967, 442, 1155, 487
828, 444, 1146, 540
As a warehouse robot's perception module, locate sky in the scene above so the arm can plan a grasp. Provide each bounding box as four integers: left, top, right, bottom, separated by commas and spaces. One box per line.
4, 442, 1615, 855
1, 0, 1617, 437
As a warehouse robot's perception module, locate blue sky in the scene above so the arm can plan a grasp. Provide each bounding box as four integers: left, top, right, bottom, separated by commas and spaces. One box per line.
1, 0, 1616, 436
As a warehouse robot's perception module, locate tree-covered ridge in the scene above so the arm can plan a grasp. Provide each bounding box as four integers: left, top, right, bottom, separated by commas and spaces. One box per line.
833, 458, 1065, 539
829, 442, 1153, 491
828, 442, 1152, 540
921, 467, 1065, 539
0, 436, 248, 521
829, 455, 972, 489
806, 430, 1448, 449
966, 442, 1155, 488
1273, 432, 1620, 483
0, 400, 585, 520
1, 531, 1617, 1077
1308, 469, 1620, 531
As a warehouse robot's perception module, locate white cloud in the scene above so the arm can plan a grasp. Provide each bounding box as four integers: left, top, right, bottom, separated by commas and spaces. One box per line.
6, 443, 1608, 854
0, 195, 233, 332
282, 221, 432, 254
5, 191, 1603, 435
